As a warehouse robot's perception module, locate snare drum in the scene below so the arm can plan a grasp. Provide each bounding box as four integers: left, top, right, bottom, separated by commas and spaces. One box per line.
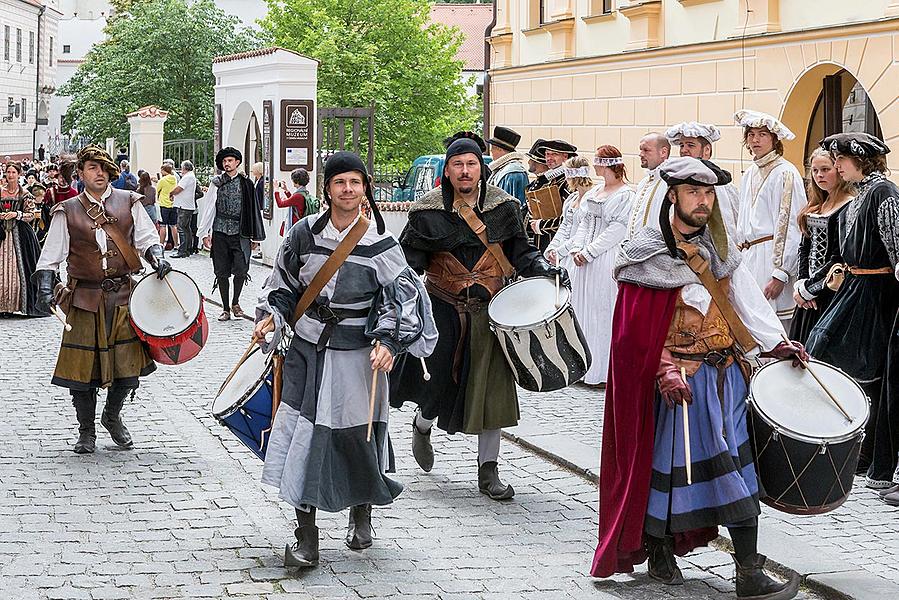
211, 347, 274, 460
748, 359, 869, 515
487, 277, 591, 392
129, 270, 208, 365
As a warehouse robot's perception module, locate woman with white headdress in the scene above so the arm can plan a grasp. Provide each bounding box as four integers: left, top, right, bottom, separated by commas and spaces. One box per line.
544, 155, 597, 275
567, 146, 634, 385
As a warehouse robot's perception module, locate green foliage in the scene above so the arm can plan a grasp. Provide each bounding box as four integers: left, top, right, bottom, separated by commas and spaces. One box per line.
59, 0, 259, 146
261, 0, 479, 170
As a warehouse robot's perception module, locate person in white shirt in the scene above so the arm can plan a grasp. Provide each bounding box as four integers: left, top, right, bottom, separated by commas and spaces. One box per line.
169, 160, 198, 258
626, 132, 670, 238
733, 110, 808, 327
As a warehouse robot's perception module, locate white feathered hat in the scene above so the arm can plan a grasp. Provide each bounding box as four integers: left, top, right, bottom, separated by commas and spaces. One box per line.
733, 109, 796, 141
665, 122, 721, 146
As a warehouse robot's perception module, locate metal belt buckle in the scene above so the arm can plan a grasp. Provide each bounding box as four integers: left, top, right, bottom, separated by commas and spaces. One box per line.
100, 278, 121, 292
84, 203, 106, 222
704, 350, 729, 367
315, 304, 339, 325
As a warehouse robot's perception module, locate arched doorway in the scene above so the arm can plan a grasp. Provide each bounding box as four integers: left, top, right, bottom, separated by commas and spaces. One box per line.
227, 101, 263, 175
781, 63, 884, 168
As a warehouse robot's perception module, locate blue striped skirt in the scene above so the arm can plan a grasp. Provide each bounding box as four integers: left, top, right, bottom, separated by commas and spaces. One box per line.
645, 361, 760, 537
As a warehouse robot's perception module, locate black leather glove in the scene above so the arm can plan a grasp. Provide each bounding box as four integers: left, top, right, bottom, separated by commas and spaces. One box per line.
32, 269, 56, 314
145, 245, 172, 280
528, 256, 571, 288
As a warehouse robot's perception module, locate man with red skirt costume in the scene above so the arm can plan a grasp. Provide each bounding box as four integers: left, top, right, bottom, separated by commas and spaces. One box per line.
591, 157, 806, 600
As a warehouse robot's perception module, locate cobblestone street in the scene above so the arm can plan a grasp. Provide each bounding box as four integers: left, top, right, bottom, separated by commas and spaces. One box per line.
0, 253, 846, 599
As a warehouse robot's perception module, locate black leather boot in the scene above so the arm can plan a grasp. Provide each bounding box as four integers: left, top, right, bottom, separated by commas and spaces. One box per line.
346, 504, 373, 550
411, 413, 434, 472
101, 386, 134, 448
733, 554, 800, 600
645, 535, 684, 585
284, 508, 318, 568
477, 461, 514, 500
72, 391, 97, 454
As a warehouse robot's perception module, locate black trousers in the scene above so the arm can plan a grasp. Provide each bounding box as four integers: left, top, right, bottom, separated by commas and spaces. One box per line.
176, 209, 194, 256
210, 232, 250, 279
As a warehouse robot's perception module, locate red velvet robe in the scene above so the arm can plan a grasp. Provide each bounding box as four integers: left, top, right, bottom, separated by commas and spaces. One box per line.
591, 282, 717, 578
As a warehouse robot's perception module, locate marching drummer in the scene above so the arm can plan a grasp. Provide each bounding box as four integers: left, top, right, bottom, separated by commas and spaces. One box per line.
391, 137, 568, 500
33, 146, 171, 454
591, 157, 807, 600
252, 151, 436, 568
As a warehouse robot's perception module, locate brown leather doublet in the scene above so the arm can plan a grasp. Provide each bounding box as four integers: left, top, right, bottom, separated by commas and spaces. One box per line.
425, 250, 505, 299
665, 277, 736, 375
55, 190, 141, 312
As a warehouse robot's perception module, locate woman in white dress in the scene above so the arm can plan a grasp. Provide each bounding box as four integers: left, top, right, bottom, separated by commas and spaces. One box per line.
568, 146, 634, 385
544, 155, 597, 277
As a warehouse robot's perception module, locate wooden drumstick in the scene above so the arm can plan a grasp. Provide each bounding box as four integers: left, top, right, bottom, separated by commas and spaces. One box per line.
420, 357, 431, 381
51, 305, 72, 332
162, 274, 190, 319
219, 315, 273, 394
367, 341, 381, 442
555, 273, 561, 309
681, 366, 692, 486
779, 333, 852, 422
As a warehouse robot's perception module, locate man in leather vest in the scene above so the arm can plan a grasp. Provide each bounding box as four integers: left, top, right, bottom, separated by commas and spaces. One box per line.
592, 157, 806, 600
525, 139, 577, 253
33, 146, 171, 454
391, 137, 568, 500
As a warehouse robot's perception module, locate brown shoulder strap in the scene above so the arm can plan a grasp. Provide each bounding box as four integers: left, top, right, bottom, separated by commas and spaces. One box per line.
678, 242, 758, 352
453, 199, 515, 278
77, 193, 143, 272
290, 216, 370, 326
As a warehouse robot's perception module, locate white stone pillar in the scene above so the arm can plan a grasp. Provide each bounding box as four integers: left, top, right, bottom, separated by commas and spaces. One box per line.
127, 106, 169, 176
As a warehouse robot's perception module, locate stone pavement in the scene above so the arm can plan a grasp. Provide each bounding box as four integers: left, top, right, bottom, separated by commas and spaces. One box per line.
0, 252, 825, 600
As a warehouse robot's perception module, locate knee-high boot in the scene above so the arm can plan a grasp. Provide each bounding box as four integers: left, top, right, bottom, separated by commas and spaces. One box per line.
101, 385, 134, 448
71, 390, 97, 454
285, 507, 319, 568
346, 504, 373, 550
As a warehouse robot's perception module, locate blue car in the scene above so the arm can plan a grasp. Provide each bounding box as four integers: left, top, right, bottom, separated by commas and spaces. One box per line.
391, 154, 493, 202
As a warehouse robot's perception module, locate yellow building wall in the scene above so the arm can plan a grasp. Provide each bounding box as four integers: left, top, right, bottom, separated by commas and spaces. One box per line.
490, 2, 899, 184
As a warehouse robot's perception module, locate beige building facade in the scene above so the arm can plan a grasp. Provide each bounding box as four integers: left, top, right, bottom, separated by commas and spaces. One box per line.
488, 0, 899, 183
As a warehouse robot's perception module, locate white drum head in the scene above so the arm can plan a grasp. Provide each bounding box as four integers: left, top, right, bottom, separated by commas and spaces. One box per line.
212, 348, 271, 415
750, 359, 868, 442
130, 270, 202, 337
488, 277, 570, 329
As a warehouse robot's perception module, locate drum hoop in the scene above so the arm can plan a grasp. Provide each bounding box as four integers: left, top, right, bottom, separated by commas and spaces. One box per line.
128, 269, 202, 340
212, 349, 273, 420
488, 277, 570, 331
748, 359, 869, 444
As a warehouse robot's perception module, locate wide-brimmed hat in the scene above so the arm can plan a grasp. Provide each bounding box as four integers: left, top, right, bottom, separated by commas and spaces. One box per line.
527, 138, 548, 164
820, 132, 890, 157
486, 126, 521, 152
539, 139, 577, 156
215, 146, 242, 171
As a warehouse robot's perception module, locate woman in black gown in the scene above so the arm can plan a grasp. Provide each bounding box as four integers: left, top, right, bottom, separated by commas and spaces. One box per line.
790, 148, 853, 343
806, 133, 899, 488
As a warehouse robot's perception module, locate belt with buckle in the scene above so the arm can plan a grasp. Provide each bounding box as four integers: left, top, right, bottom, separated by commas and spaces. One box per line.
671, 347, 735, 367
738, 235, 774, 251
77, 276, 132, 293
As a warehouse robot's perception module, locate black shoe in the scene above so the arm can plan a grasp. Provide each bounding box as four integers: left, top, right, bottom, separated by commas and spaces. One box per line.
733, 554, 800, 600
346, 504, 373, 550
412, 414, 434, 472
285, 508, 318, 568
101, 390, 133, 449
169, 252, 189, 258
73, 431, 96, 454
645, 535, 684, 585
72, 392, 97, 454
477, 461, 514, 500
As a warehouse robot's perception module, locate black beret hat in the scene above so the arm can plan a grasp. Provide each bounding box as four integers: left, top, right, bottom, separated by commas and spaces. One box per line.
820, 132, 890, 157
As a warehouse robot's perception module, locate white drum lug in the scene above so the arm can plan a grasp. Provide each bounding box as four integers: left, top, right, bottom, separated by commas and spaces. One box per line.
818, 442, 828, 455
543, 322, 553, 339
771, 429, 779, 441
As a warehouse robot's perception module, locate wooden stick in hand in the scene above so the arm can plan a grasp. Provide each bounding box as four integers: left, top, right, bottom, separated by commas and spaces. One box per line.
420, 357, 431, 381
51, 305, 72, 332
779, 333, 852, 422
367, 341, 381, 442
555, 273, 561, 309
163, 274, 190, 319
680, 366, 692, 486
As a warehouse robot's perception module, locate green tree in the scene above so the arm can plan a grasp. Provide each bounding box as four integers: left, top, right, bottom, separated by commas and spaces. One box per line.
261, 0, 479, 169
59, 0, 258, 146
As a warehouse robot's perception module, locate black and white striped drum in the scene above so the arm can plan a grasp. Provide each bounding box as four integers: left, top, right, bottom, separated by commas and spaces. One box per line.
748, 359, 869, 515
487, 277, 591, 392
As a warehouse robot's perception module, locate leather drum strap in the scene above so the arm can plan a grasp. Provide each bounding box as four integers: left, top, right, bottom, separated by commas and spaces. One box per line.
453, 199, 515, 278
678, 241, 758, 353
738, 234, 774, 251
78, 193, 143, 272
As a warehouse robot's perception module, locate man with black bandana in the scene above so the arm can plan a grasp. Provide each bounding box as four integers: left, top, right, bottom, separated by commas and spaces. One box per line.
391, 137, 568, 500
198, 146, 265, 321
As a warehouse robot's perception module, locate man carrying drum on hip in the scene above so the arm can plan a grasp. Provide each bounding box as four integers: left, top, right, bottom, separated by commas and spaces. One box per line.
32, 146, 171, 454
253, 151, 436, 569
390, 137, 569, 500
591, 157, 807, 600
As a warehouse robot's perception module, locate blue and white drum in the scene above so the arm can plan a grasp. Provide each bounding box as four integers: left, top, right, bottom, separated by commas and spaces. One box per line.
212, 347, 275, 460
488, 276, 591, 392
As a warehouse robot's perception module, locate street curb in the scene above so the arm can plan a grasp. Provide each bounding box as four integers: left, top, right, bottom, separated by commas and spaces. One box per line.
500, 429, 854, 600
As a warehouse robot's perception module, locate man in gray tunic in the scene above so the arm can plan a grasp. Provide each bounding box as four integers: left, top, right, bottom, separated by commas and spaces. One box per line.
254, 151, 437, 568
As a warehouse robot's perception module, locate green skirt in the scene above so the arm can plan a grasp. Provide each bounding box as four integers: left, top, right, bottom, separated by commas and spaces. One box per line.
462, 310, 519, 434
52, 303, 156, 391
